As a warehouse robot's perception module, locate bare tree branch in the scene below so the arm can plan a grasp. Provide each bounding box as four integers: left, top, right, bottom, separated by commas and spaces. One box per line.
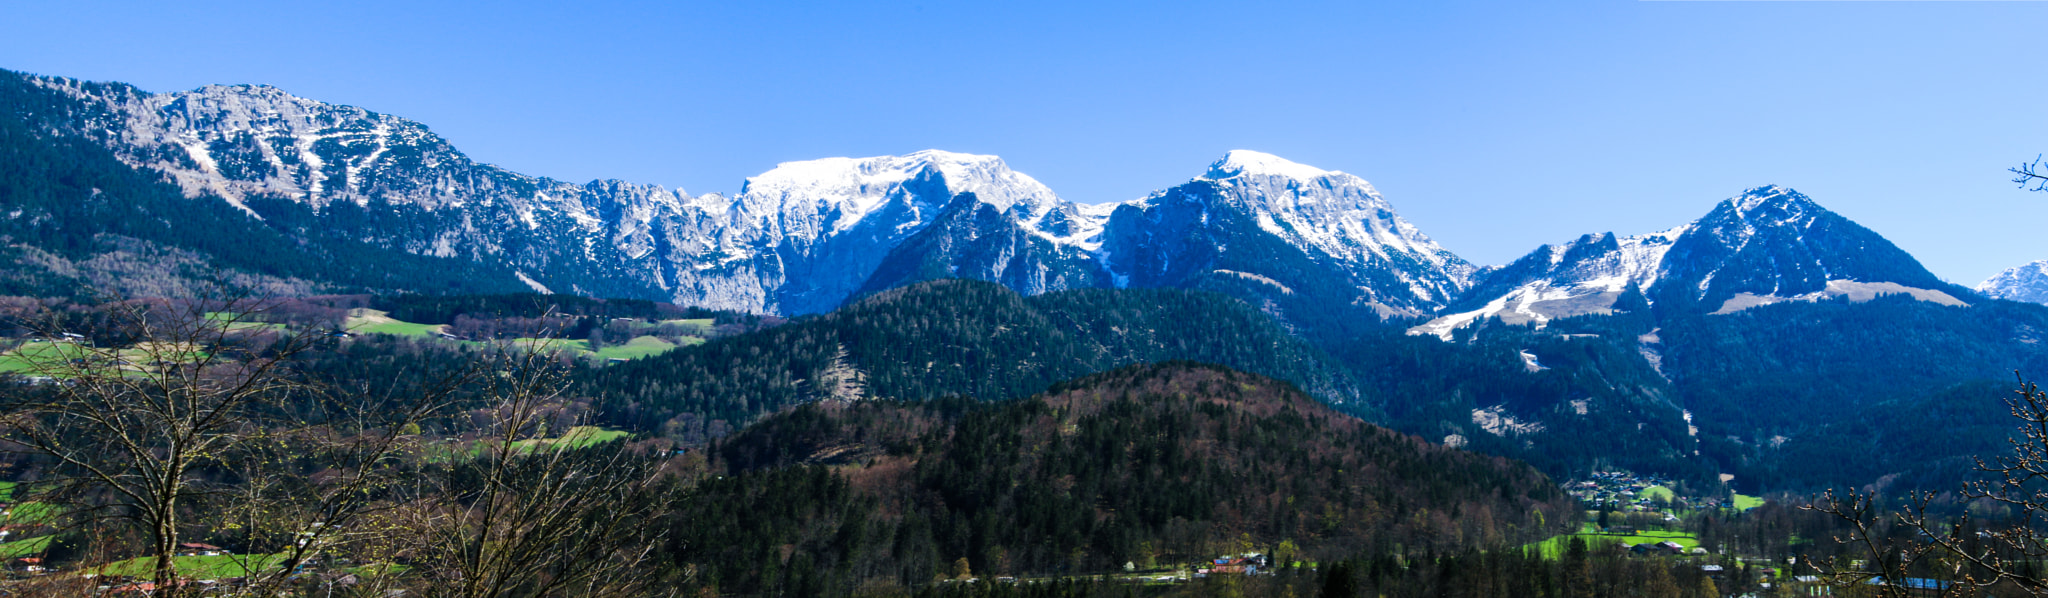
2015, 155, 2048, 192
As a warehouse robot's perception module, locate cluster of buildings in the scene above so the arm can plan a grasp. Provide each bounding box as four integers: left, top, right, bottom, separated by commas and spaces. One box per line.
1565, 470, 1675, 509
1194, 553, 1272, 577
1566, 470, 1736, 513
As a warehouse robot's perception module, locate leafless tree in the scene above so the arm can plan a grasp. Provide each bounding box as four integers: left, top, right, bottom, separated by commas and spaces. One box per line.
213, 348, 482, 597
0, 296, 321, 594
389, 341, 682, 598
0, 295, 474, 597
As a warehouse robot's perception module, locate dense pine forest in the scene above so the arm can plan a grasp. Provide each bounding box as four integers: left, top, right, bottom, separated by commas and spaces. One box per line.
581, 280, 1364, 437
665, 362, 1576, 596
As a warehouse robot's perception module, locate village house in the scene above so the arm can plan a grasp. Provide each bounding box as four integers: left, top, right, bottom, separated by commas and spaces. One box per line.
1864, 576, 1953, 597
1197, 553, 1270, 576
178, 542, 224, 556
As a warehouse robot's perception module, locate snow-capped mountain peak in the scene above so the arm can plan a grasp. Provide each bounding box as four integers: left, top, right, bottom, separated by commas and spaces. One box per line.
20, 68, 1491, 319
1718, 185, 1825, 229
1978, 260, 2048, 304
1413, 186, 1961, 339
1202, 149, 1344, 183
1173, 150, 1474, 306
736, 149, 1065, 235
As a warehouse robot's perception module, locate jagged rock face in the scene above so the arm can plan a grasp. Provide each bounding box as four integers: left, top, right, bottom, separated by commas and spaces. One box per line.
704, 151, 1096, 315
1412, 228, 1682, 338
28, 75, 695, 299
855, 193, 1112, 299
1417, 186, 1962, 338
1194, 150, 1476, 307
1097, 152, 1475, 318
19, 72, 1477, 316
1979, 260, 2048, 304
26, 71, 1089, 311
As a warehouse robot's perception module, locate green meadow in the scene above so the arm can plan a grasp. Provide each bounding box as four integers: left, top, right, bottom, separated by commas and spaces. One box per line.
1527, 523, 1701, 559
92, 554, 287, 579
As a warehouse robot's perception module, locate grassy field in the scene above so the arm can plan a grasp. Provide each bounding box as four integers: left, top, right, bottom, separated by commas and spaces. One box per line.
1528, 523, 1701, 559
3, 502, 61, 526
593, 336, 687, 360
125, 342, 209, 364
204, 312, 286, 332
513, 426, 630, 452
512, 335, 695, 361
345, 309, 445, 337
0, 342, 212, 377
1733, 494, 1764, 510
1638, 485, 1676, 502
0, 342, 91, 373
430, 426, 631, 461
92, 553, 286, 579
509, 337, 586, 353
0, 535, 51, 559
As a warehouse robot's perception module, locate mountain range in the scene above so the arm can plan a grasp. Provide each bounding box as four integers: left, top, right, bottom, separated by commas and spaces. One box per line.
12, 67, 2048, 491
1416, 185, 1971, 339
0, 69, 1473, 326
8, 68, 2021, 320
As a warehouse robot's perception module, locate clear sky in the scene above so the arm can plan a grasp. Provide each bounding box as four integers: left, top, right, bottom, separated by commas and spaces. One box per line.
3, 0, 2045, 284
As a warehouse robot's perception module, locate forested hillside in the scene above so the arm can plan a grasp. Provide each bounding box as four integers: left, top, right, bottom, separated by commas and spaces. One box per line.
666, 362, 1575, 595
1334, 303, 1705, 485
583, 280, 1364, 440
1657, 295, 2048, 489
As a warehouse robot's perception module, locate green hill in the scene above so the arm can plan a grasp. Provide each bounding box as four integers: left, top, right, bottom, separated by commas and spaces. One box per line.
584, 279, 1363, 441
669, 362, 1577, 595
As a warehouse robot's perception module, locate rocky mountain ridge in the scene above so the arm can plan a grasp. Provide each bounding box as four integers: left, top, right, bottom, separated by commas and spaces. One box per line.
1978, 260, 2048, 304
1414, 186, 1969, 339
7, 69, 1981, 332
15, 70, 1472, 318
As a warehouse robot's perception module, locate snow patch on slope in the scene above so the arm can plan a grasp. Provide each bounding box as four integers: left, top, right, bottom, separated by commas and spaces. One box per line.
515, 272, 552, 294
1710, 279, 1966, 314
1213, 269, 1294, 295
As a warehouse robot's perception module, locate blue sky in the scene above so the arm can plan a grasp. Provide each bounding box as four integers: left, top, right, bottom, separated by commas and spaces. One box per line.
3, 0, 2045, 283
